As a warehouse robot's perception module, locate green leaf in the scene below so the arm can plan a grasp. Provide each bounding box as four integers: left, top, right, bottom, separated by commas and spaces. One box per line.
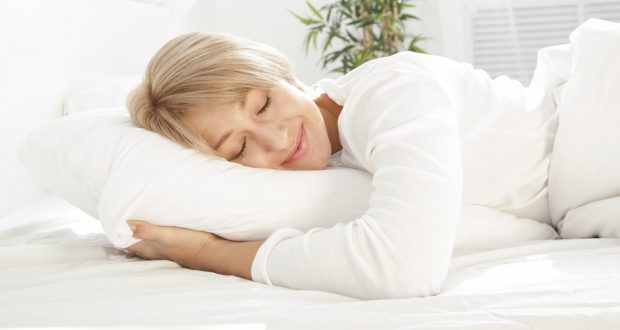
306, 1, 324, 20
345, 29, 359, 43
326, 4, 334, 21
302, 31, 313, 55
312, 30, 319, 52
347, 16, 365, 26
399, 13, 419, 21
339, 6, 352, 19
409, 44, 426, 54
309, 23, 325, 33
288, 10, 305, 24
408, 35, 427, 54
322, 32, 335, 53
291, 0, 428, 73
357, 19, 375, 28
290, 10, 321, 26
335, 30, 349, 42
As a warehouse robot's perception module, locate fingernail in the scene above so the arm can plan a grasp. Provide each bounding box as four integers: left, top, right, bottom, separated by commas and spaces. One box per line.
130, 225, 137, 232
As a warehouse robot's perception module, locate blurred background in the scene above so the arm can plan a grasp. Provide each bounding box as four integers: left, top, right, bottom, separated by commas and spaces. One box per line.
2, 0, 619, 217
183, 0, 620, 84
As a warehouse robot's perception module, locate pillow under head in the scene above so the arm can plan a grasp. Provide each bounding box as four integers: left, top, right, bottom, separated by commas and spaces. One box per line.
17, 108, 372, 248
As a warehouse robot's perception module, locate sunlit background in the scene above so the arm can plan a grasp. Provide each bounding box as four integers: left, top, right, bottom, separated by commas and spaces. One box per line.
183, 0, 620, 84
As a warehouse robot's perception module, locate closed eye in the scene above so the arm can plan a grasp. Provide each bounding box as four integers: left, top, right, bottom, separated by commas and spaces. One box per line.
232, 137, 247, 161
258, 94, 271, 115
231, 94, 271, 161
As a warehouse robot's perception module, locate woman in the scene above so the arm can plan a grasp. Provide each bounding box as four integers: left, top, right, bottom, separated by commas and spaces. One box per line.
125, 31, 558, 300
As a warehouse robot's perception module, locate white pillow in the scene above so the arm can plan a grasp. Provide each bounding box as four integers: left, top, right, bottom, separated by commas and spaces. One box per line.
547, 19, 620, 237
63, 76, 143, 116
18, 108, 372, 248
18, 108, 558, 251
560, 197, 620, 238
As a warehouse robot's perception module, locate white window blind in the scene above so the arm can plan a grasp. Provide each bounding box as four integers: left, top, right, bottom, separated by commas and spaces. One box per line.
469, 0, 620, 85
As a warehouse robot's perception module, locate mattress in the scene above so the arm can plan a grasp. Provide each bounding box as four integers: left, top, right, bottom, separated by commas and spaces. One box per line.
1, 196, 619, 329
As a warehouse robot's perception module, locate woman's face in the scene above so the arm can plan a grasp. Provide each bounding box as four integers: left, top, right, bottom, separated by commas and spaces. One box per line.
183, 80, 333, 170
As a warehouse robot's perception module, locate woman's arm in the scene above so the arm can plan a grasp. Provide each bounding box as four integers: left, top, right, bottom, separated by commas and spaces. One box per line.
251, 66, 463, 300
125, 220, 264, 280
214, 239, 265, 279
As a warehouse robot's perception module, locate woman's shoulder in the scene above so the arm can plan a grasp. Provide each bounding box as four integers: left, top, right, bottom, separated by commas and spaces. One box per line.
352, 51, 434, 76
313, 52, 440, 104
371, 51, 469, 81
346, 51, 449, 88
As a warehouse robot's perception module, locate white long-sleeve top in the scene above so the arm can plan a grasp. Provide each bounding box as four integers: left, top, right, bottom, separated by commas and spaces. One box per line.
250, 51, 559, 300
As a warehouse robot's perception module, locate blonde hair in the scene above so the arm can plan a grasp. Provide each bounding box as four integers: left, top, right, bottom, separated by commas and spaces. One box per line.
127, 32, 300, 157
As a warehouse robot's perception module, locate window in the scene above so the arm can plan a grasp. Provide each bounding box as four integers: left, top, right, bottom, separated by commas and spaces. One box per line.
469, 0, 620, 84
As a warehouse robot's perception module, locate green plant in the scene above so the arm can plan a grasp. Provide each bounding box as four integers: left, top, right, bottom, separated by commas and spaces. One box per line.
291, 0, 428, 74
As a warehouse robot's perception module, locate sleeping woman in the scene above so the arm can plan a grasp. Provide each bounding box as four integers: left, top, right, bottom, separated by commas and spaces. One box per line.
124, 31, 559, 300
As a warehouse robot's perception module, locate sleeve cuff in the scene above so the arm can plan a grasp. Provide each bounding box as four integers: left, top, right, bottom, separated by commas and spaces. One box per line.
250, 228, 304, 285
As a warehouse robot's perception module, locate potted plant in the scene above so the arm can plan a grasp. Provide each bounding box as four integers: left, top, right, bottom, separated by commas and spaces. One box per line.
291, 0, 428, 74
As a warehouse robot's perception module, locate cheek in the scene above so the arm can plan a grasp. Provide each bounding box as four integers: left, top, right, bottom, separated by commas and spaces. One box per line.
306, 107, 330, 149
309, 121, 332, 162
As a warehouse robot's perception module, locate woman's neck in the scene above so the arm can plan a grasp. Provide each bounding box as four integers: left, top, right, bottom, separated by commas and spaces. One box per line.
315, 93, 343, 154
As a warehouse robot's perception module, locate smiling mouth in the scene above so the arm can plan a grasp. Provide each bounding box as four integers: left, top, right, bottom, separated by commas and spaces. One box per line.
282, 124, 306, 165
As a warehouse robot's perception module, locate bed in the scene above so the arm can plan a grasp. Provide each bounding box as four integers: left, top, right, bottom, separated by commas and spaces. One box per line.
1, 195, 619, 329
3, 1, 620, 328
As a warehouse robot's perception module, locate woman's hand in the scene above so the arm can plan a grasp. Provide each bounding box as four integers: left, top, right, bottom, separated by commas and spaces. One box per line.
125, 220, 222, 272
125, 220, 265, 280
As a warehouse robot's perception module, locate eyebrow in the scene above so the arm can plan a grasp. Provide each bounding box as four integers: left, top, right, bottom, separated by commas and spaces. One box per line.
213, 96, 249, 152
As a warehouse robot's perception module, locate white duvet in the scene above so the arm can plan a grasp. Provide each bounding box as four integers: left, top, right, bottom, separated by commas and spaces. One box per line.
1, 196, 619, 329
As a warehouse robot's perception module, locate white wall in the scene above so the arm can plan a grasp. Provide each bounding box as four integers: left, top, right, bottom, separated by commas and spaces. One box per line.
179, 0, 470, 84
412, 0, 473, 62
181, 0, 337, 85
0, 0, 182, 217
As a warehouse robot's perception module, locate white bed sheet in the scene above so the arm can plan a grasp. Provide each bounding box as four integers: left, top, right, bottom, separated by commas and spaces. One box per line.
1, 196, 619, 329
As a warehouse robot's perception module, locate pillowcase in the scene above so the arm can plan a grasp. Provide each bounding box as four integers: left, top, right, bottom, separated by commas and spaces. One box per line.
63, 76, 142, 116
560, 197, 620, 238
547, 18, 620, 237
18, 108, 372, 248
18, 108, 559, 251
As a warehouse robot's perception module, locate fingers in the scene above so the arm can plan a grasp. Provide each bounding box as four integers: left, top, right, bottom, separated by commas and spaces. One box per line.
125, 240, 157, 260
126, 220, 156, 240
124, 225, 167, 261
126, 220, 140, 234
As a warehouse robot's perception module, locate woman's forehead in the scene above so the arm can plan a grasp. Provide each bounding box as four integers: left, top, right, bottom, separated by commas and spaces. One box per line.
184, 102, 238, 133
183, 86, 273, 131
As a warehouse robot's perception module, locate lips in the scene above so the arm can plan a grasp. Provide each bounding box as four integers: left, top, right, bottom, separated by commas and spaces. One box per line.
282, 124, 307, 165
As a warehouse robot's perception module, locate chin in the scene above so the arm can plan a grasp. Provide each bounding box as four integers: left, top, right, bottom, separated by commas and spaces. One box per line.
283, 154, 329, 171
285, 161, 327, 171
307, 161, 329, 170
309, 153, 331, 170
